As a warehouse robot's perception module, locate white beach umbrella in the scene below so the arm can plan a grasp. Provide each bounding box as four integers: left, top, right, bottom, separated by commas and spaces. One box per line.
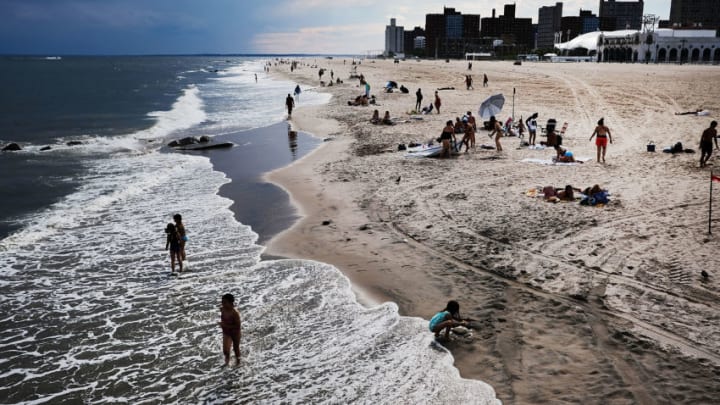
478, 94, 505, 119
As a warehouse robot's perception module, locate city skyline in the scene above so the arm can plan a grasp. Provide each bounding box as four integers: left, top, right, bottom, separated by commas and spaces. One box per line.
1, 0, 672, 55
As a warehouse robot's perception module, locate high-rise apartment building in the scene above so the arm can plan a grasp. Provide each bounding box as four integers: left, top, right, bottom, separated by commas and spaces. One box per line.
538, 2, 563, 49
670, 0, 720, 30
480, 4, 534, 50
385, 18, 404, 56
599, 0, 644, 31
425, 7, 481, 58
561, 10, 600, 42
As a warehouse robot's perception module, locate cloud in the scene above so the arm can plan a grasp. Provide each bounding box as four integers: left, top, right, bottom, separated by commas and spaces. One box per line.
252, 23, 386, 54
2, 0, 204, 30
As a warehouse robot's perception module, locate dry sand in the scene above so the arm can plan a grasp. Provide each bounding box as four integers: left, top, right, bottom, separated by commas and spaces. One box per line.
265, 58, 720, 404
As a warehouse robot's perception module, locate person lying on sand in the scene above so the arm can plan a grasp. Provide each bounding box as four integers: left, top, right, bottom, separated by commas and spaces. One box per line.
554, 147, 581, 163
429, 300, 467, 340
676, 109, 709, 116
543, 185, 581, 202
420, 103, 434, 115
348, 94, 369, 106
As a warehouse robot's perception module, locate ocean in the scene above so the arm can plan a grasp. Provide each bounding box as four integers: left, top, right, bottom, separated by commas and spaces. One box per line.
0, 56, 499, 404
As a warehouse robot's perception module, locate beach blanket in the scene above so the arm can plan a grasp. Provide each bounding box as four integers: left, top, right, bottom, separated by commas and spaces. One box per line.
520, 157, 591, 166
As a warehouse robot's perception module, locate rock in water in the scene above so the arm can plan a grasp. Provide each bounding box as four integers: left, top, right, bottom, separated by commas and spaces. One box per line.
40, 146, 52, 151
2, 143, 21, 151
168, 137, 200, 147
66, 141, 83, 146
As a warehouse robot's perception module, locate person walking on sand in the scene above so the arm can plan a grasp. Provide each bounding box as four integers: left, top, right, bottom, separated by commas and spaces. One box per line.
330, 70, 334, 81
483, 73, 488, 87
285, 94, 295, 118
415, 88, 423, 112
489, 115, 504, 152
589, 117, 613, 163
429, 300, 467, 340
700, 120, 719, 168
173, 214, 187, 261
465, 75, 473, 90
165, 223, 183, 273
434, 91, 442, 114
219, 293, 242, 366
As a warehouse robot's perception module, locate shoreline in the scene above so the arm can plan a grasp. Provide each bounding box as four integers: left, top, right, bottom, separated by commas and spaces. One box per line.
262, 58, 720, 404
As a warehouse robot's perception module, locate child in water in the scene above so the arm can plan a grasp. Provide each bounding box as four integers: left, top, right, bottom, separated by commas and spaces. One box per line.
164, 223, 183, 273
173, 213, 187, 261
219, 293, 242, 366
429, 300, 467, 340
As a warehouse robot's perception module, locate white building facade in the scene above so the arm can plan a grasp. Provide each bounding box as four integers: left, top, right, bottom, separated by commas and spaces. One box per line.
598, 29, 720, 63
385, 18, 405, 57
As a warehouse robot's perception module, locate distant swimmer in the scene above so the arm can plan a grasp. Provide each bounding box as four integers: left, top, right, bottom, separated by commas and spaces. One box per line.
429, 300, 467, 340
164, 223, 183, 273
219, 293, 242, 366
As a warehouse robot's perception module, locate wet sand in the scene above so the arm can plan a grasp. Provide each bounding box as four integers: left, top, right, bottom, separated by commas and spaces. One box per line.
266, 59, 720, 404
198, 122, 321, 244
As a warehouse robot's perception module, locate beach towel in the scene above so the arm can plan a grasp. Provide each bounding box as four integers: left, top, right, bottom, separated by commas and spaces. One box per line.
520, 157, 591, 166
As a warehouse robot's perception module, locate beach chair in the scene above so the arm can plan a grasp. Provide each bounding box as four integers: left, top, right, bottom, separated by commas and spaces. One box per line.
541, 121, 568, 137
558, 122, 568, 137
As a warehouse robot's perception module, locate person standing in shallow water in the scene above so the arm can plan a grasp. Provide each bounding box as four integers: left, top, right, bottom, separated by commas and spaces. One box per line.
219, 293, 242, 366
165, 223, 183, 273
285, 94, 295, 118
589, 117, 613, 163
173, 213, 187, 261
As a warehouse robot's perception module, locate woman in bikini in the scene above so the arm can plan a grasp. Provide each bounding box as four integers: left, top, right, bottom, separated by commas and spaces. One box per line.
489, 116, 504, 152
589, 117, 613, 163
219, 293, 242, 366
440, 120, 455, 158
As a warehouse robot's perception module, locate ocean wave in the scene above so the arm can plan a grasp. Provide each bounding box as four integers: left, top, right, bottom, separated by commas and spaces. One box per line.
0, 147, 499, 404
18, 85, 206, 155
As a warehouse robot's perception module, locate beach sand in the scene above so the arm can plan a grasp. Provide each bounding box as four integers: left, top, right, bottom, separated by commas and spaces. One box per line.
265, 58, 720, 404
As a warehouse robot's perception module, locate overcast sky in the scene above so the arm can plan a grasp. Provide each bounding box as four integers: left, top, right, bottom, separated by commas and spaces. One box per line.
0, 0, 671, 55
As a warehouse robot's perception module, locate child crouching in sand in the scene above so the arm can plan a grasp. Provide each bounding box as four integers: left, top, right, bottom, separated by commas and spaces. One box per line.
429, 300, 467, 340
219, 293, 242, 366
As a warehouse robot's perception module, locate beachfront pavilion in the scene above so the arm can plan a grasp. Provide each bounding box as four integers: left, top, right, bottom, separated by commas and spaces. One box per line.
556, 29, 720, 64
